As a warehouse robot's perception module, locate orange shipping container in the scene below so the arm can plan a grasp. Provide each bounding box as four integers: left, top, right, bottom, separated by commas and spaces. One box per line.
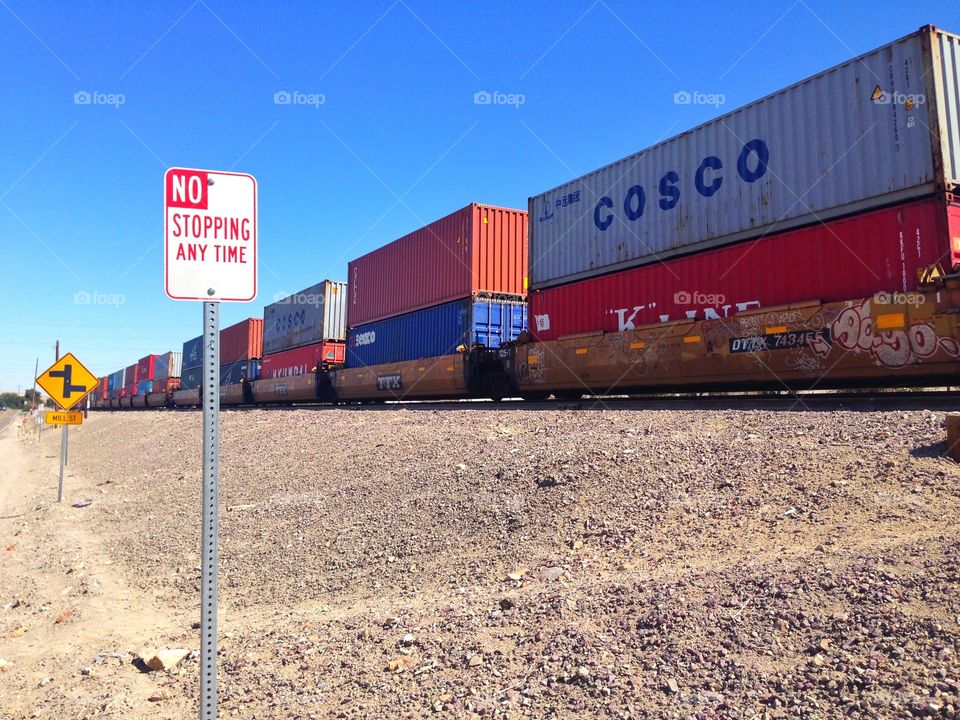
347, 203, 528, 327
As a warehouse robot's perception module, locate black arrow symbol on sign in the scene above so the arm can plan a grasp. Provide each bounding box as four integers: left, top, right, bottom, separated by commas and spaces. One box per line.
49, 365, 86, 399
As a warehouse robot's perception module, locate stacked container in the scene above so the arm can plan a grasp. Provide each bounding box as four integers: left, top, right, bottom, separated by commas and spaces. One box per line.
258, 280, 347, 377
527, 25, 960, 340
153, 351, 182, 393
123, 363, 138, 397
181, 318, 264, 390
345, 203, 529, 368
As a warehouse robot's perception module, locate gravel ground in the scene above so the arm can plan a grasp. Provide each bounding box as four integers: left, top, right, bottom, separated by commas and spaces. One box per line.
2, 405, 959, 719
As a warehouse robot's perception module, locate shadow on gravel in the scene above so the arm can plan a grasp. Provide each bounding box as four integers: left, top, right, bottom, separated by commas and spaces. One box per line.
910, 440, 950, 459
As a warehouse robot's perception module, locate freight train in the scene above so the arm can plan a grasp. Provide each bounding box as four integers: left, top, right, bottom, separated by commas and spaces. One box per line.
92, 25, 960, 410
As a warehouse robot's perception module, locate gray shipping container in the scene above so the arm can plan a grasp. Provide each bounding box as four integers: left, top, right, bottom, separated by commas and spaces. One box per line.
262, 280, 347, 354
529, 25, 960, 290
154, 351, 183, 380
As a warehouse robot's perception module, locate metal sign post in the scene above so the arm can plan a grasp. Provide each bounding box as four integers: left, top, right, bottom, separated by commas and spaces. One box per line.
200, 300, 220, 719
58, 425, 67, 502
164, 166, 256, 720
35, 352, 99, 503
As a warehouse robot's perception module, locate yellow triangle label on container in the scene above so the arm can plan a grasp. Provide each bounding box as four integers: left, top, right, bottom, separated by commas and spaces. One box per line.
871, 85, 884, 102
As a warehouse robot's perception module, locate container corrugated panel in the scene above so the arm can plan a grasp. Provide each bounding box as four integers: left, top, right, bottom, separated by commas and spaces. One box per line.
154, 351, 182, 380
529, 25, 960, 290
346, 297, 528, 368
260, 342, 345, 379
137, 354, 158, 380
153, 377, 180, 393
181, 366, 202, 391
137, 379, 153, 395
347, 203, 528, 326
124, 364, 138, 387
221, 359, 261, 385
529, 196, 959, 340
262, 280, 348, 354
221, 318, 263, 364
183, 336, 203, 370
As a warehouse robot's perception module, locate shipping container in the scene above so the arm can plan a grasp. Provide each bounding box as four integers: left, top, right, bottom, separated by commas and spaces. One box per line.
348, 203, 528, 326
183, 336, 203, 370
529, 25, 960, 290
180, 365, 202, 391
183, 319, 262, 369
137, 379, 153, 396
152, 377, 181, 394
346, 297, 527, 368
154, 351, 182, 381
123, 364, 138, 388
529, 196, 960, 340
260, 342, 345, 379
99, 376, 109, 400
107, 370, 123, 396
221, 318, 263, 364
263, 281, 348, 354
220, 359, 261, 386
137, 354, 158, 380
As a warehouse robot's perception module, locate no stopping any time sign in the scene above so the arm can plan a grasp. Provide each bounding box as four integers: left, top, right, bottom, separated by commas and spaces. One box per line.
164, 167, 257, 302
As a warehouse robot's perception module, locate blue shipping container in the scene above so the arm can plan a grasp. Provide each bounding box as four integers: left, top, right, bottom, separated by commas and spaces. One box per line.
182, 335, 203, 370
346, 298, 527, 368
221, 359, 261, 385
137, 379, 153, 395
180, 365, 202, 391
179, 360, 260, 389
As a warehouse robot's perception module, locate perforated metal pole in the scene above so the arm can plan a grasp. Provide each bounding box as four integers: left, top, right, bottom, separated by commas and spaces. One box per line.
200, 300, 220, 719
57, 425, 66, 502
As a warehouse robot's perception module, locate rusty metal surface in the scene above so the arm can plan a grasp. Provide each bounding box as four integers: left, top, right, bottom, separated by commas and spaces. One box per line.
333, 354, 468, 401
515, 284, 960, 394
250, 374, 319, 404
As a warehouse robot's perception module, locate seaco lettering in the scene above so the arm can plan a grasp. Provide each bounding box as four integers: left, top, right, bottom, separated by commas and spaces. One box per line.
593, 139, 769, 231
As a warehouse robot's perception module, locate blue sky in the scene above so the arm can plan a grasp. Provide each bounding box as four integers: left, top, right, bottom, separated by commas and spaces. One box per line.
1, 1, 958, 390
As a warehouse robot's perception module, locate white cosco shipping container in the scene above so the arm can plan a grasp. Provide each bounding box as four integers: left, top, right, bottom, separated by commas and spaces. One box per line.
262, 280, 348, 354
529, 25, 960, 290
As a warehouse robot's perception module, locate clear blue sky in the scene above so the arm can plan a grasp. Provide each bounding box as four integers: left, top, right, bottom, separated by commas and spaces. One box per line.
1, 1, 958, 390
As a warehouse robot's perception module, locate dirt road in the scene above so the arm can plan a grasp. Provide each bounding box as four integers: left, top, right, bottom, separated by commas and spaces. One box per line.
1, 407, 959, 719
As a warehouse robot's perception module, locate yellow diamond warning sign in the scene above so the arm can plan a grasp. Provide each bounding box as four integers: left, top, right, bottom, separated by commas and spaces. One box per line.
45, 410, 83, 426
36, 353, 99, 410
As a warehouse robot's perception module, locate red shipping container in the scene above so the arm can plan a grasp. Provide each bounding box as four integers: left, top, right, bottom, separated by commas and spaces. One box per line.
220, 318, 263, 364
99, 377, 109, 400
529, 196, 960, 341
137, 354, 158, 380
260, 342, 345, 379
124, 363, 138, 387
348, 203, 528, 326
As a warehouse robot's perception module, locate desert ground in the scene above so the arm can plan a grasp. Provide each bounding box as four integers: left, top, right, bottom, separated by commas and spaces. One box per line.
1, 405, 958, 719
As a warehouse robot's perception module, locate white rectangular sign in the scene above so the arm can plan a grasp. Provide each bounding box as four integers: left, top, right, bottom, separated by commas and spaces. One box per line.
164, 167, 257, 302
